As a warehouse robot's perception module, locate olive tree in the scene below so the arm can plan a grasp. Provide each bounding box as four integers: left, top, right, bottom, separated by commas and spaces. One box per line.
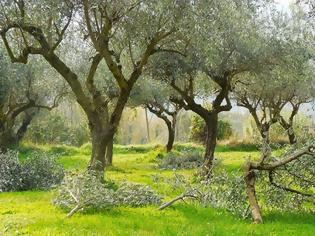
234, 3, 315, 145
131, 80, 182, 152
151, 0, 285, 177
234, 7, 315, 223
235, 65, 314, 145
0, 48, 64, 152
0, 0, 188, 174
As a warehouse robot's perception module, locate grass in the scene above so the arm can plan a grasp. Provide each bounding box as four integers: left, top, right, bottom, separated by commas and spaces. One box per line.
0, 143, 314, 235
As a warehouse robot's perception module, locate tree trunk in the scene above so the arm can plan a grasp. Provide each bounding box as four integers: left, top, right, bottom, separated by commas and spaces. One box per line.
166, 122, 175, 152
145, 107, 151, 143
285, 126, 296, 145
260, 124, 270, 145
105, 138, 113, 166
0, 133, 8, 153
0, 130, 14, 153
16, 110, 37, 143
88, 126, 108, 175
244, 162, 263, 224
202, 112, 218, 177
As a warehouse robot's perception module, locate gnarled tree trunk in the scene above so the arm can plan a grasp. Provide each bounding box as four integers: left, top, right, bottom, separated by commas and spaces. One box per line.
166, 121, 175, 152
16, 110, 38, 143
244, 162, 263, 224
280, 122, 296, 144
202, 112, 218, 177
88, 116, 111, 174
287, 128, 297, 145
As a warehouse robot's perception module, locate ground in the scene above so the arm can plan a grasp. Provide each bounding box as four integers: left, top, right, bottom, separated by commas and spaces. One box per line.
0, 143, 314, 236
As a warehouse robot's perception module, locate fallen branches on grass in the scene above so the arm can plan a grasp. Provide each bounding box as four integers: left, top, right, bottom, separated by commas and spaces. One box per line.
54, 171, 162, 217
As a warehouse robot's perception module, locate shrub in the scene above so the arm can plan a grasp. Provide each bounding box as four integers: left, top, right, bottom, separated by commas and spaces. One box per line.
0, 151, 24, 192
158, 151, 203, 170
20, 152, 64, 190
0, 151, 64, 192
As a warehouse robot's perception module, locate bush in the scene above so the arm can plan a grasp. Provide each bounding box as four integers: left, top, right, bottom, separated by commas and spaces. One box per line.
0, 151, 24, 192
54, 171, 162, 216
20, 152, 64, 190
158, 151, 203, 170
0, 151, 64, 192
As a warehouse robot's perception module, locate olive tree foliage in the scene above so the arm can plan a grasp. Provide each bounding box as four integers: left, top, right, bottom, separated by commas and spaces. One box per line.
234, 64, 315, 145
0, 0, 189, 174
231, 6, 315, 223
150, 0, 286, 177
234, 4, 315, 145
0, 46, 65, 152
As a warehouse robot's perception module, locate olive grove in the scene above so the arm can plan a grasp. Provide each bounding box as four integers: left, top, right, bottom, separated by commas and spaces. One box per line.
0, 0, 189, 174
0, 0, 314, 227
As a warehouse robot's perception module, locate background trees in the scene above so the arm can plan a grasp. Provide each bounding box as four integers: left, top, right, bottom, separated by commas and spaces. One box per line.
148, 0, 289, 176
0, 48, 64, 151
131, 80, 182, 152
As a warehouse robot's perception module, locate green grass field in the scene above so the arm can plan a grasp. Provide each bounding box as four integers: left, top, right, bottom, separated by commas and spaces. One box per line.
0, 143, 314, 236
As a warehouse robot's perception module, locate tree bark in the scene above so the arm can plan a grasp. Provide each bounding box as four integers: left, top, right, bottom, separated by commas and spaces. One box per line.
145, 107, 151, 143
105, 138, 113, 166
202, 112, 218, 177
16, 110, 38, 143
166, 122, 175, 152
280, 122, 296, 144
244, 162, 263, 224
0, 130, 14, 153
260, 124, 270, 145
88, 124, 108, 174
287, 128, 297, 145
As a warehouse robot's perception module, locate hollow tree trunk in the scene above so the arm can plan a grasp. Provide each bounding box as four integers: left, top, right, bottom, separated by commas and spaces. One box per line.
105, 138, 113, 166
166, 122, 175, 152
202, 112, 218, 177
244, 162, 263, 224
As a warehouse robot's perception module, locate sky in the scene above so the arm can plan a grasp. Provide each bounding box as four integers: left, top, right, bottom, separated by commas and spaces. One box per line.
275, 0, 293, 8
